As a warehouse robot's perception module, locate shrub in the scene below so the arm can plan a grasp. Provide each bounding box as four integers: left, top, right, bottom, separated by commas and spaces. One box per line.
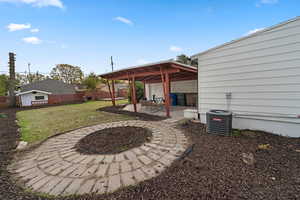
128, 81, 144, 103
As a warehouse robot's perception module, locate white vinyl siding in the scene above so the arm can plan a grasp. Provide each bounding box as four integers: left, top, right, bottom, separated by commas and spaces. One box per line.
145, 80, 197, 100
145, 83, 163, 100
194, 17, 300, 137
171, 80, 197, 93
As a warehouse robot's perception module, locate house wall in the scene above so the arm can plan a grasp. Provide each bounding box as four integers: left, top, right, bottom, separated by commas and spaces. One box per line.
145, 80, 197, 100
145, 83, 163, 100
20, 92, 49, 106
193, 17, 300, 137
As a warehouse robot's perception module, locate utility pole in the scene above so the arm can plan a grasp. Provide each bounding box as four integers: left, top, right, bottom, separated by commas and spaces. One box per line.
110, 56, 114, 71
28, 62, 32, 83
8, 52, 16, 107
110, 56, 116, 106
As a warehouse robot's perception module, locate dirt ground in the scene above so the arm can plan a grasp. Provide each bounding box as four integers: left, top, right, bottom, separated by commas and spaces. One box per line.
1, 108, 300, 200
75, 126, 152, 155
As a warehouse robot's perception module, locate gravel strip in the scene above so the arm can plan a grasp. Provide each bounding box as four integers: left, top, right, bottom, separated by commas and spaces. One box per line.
97, 105, 168, 121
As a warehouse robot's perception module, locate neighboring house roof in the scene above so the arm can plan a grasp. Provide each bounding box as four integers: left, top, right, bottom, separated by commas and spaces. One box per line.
16, 90, 52, 96
20, 79, 76, 95
191, 16, 300, 58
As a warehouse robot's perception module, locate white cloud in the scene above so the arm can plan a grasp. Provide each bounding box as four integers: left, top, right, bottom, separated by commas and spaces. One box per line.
6, 23, 31, 31
136, 59, 148, 65
245, 28, 265, 35
22, 36, 42, 44
169, 45, 182, 52
30, 28, 39, 33
0, 0, 64, 8
114, 16, 133, 25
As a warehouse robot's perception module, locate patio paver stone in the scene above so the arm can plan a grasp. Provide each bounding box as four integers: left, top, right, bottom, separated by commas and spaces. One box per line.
10, 120, 187, 196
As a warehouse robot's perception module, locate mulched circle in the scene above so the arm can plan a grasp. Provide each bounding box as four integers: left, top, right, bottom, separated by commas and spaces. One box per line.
1, 107, 300, 200
75, 126, 152, 155
97, 105, 168, 121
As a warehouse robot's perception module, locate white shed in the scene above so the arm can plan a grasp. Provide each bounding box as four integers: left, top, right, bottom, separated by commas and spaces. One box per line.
192, 16, 300, 137
16, 90, 51, 107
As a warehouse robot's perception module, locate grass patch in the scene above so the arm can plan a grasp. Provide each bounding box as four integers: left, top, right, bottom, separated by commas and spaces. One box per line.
17, 100, 132, 144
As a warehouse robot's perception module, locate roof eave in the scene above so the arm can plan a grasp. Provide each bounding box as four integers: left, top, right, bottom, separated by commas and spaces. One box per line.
191, 16, 300, 58
16, 90, 52, 96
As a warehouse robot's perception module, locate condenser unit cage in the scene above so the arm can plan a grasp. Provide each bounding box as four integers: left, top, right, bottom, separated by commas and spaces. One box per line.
206, 110, 232, 136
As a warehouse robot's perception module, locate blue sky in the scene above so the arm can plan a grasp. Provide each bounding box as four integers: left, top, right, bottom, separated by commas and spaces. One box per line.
0, 0, 299, 75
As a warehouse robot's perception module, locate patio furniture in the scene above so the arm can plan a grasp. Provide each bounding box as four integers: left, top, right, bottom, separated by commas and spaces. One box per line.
140, 99, 165, 113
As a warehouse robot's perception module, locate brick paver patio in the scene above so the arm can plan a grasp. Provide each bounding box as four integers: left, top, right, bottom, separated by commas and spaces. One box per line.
9, 120, 188, 196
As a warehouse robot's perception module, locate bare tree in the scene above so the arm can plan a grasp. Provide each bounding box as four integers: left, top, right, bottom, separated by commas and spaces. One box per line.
16, 72, 47, 86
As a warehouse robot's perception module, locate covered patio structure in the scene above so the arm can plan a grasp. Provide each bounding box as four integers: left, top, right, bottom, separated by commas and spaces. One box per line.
99, 60, 197, 117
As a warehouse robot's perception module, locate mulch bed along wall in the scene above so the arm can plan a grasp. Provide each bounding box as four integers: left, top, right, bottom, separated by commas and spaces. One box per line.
0, 108, 300, 200
75, 126, 152, 155
97, 105, 168, 121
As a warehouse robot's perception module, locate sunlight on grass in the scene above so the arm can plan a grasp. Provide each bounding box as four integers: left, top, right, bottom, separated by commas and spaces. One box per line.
17, 100, 132, 144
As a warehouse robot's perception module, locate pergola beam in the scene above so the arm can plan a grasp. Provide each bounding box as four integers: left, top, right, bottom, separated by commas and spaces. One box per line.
170, 63, 197, 73
142, 73, 197, 84
104, 68, 180, 80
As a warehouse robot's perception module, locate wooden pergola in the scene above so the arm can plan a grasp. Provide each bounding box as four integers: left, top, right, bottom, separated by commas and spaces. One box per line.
99, 60, 197, 117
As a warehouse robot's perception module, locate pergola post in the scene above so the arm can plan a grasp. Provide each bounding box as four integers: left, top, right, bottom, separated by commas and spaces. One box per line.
111, 79, 116, 106
106, 79, 115, 106
131, 76, 137, 112
165, 73, 171, 117
143, 81, 146, 100
160, 67, 170, 117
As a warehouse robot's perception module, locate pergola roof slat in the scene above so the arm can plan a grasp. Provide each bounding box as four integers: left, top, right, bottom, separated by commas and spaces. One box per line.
99, 60, 197, 83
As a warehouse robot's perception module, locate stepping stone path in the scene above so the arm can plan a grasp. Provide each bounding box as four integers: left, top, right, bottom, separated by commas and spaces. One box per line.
9, 120, 188, 196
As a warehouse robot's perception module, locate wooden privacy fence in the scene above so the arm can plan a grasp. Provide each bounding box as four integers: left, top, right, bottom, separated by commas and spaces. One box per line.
1, 89, 129, 108
0, 96, 9, 108
48, 93, 84, 104
84, 89, 128, 100
84, 91, 111, 100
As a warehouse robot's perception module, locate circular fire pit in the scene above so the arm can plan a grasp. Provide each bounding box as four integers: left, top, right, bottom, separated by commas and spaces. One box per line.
75, 126, 152, 155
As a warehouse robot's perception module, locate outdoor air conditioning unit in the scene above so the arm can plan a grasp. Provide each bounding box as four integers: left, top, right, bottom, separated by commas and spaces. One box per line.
206, 110, 232, 136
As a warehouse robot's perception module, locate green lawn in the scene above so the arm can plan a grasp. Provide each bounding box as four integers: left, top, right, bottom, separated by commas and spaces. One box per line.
17, 100, 133, 144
